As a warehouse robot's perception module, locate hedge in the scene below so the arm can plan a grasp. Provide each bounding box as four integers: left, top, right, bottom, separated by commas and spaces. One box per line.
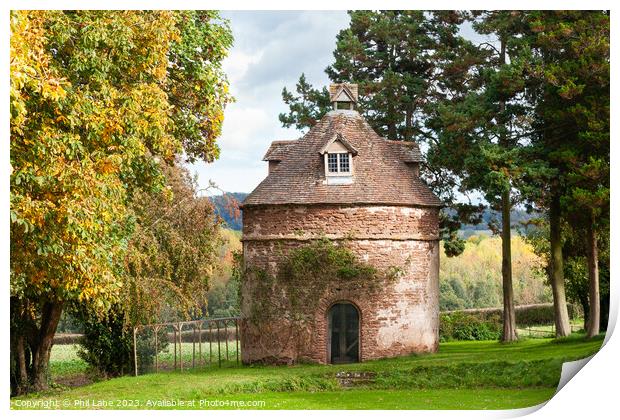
442, 303, 577, 328
53, 333, 83, 345
440, 312, 501, 341
53, 329, 237, 346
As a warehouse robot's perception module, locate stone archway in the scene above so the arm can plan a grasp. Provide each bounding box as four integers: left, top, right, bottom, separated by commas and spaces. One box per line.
327, 302, 360, 364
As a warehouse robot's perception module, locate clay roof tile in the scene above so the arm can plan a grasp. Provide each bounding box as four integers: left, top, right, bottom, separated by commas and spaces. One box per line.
244, 110, 442, 208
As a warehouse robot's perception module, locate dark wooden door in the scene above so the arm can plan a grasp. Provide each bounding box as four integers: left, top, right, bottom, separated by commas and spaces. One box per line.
329, 303, 359, 363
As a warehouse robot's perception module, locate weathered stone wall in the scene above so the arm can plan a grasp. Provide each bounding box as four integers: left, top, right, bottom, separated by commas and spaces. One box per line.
240, 204, 440, 364
243, 204, 439, 241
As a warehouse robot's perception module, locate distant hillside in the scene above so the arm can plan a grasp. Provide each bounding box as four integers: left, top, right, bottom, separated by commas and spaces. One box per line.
210, 192, 247, 230
457, 208, 541, 238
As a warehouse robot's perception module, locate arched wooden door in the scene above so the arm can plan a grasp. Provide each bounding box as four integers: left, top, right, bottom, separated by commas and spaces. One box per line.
328, 302, 359, 363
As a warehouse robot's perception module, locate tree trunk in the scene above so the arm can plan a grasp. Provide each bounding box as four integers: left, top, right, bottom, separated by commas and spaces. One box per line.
13, 335, 29, 395
497, 37, 517, 343
579, 291, 590, 331
501, 188, 518, 342
405, 107, 413, 141
11, 300, 64, 395
387, 118, 397, 140
31, 301, 64, 391
586, 213, 600, 338
549, 192, 571, 337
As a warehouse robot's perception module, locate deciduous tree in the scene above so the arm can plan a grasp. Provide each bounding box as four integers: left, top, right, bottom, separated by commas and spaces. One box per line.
10, 11, 232, 394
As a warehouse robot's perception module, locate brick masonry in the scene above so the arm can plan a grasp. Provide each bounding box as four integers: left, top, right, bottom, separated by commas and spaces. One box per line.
240, 203, 440, 364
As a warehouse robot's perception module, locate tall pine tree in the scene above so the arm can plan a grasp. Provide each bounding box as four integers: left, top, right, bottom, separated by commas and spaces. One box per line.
522, 11, 609, 338
280, 10, 483, 255
428, 11, 533, 342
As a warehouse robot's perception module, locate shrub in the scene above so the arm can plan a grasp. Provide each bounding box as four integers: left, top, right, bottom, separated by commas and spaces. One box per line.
76, 305, 133, 378
515, 303, 576, 325
441, 303, 576, 329
53, 333, 83, 345
75, 305, 169, 377
439, 312, 501, 341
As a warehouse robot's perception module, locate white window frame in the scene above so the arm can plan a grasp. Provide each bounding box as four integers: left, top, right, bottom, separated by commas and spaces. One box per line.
321, 137, 354, 185
325, 152, 352, 176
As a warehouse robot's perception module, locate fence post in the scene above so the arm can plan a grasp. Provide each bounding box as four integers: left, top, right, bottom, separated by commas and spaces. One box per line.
192, 325, 196, 369
173, 325, 177, 370
178, 322, 183, 371
198, 323, 202, 368
209, 323, 213, 366
225, 322, 229, 361
235, 319, 240, 366
133, 327, 138, 377
217, 321, 222, 368
154, 325, 159, 373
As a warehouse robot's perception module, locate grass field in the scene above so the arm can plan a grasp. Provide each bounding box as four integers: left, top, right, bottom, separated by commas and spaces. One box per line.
16, 334, 603, 410
49, 340, 241, 382
514, 320, 585, 339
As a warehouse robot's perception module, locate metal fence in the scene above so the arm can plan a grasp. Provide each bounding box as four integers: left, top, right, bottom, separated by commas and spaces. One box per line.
132, 317, 240, 376
516, 322, 584, 338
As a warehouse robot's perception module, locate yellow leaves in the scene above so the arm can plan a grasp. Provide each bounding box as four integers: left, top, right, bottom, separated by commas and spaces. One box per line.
55, 115, 68, 124
11, 143, 129, 303
101, 121, 124, 142
113, 11, 179, 82
40, 79, 68, 101
10, 10, 232, 315
11, 11, 69, 136
441, 235, 549, 305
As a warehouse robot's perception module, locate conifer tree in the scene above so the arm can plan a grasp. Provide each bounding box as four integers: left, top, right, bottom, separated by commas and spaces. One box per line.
429, 11, 532, 342
521, 11, 609, 338
279, 10, 482, 254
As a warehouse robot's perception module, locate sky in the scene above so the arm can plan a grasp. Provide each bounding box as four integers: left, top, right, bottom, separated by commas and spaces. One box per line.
187, 11, 351, 195
187, 11, 487, 196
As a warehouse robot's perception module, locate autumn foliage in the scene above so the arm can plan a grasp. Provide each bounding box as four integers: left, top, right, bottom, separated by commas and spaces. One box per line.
10, 11, 233, 395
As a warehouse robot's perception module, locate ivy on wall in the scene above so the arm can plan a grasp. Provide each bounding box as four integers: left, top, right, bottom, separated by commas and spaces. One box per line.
240, 238, 404, 326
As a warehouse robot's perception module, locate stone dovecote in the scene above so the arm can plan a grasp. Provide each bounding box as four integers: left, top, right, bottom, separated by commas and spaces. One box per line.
240, 84, 442, 365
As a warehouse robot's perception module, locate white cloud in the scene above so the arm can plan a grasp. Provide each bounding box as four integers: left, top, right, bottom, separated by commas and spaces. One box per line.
190, 157, 268, 195
217, 105, 272, 153
185, 11, 350, 194
223, 49, 264, 86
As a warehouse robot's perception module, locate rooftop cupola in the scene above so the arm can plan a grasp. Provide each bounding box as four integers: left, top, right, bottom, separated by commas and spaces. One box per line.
329, 83, 358, 110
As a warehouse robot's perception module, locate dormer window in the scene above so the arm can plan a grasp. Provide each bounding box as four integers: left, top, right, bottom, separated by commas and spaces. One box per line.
327, 153, 350, 174
320, 133, 357, 185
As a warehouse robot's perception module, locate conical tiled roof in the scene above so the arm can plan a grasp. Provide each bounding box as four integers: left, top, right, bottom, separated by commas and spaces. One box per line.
242, 110, 442, 207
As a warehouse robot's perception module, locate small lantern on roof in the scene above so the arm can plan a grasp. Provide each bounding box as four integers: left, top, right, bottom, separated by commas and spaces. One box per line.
329, 83, 358, 110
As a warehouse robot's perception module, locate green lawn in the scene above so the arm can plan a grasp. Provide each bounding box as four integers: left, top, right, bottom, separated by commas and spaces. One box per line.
47, 344, 89, 387
49, 340, 241, 381
14, 334, 603, 410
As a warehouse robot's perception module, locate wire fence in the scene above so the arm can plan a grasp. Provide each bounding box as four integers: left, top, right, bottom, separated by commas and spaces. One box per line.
130, 317, 584, 375
132, 317, 240, 376
516, 322, 584, 338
